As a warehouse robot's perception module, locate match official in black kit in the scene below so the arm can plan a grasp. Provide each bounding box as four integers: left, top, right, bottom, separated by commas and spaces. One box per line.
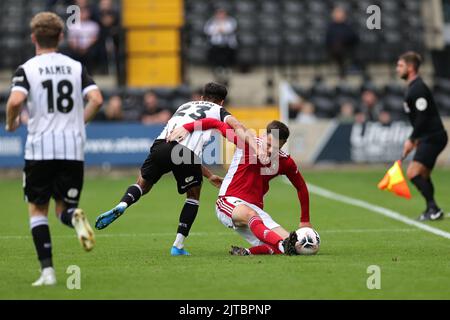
396, 51, 448, 221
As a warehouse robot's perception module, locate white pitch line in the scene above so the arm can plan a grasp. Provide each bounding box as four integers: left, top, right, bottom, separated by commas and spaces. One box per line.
307, 183, 450, 240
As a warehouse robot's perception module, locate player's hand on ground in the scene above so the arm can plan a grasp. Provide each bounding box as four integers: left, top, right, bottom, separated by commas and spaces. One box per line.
208, 175, 223, 188
5, 117, 20, 132
167, 127, 189, 143
401, 139, 417, 160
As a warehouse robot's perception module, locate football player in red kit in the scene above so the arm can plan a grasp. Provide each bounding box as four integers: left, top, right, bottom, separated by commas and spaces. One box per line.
168, 118, 311, 255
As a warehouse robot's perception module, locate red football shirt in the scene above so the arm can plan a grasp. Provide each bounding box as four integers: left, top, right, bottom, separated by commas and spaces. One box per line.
183, 118, 310, 223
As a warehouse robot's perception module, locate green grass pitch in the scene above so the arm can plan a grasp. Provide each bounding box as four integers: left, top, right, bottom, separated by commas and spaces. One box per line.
1, 167, 450, 299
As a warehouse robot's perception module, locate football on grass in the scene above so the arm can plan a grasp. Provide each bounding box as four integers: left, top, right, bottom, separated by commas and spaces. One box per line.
295, 227, 321, 255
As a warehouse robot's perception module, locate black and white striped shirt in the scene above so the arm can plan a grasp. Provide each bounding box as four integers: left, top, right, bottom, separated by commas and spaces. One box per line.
11, 52, 98, 161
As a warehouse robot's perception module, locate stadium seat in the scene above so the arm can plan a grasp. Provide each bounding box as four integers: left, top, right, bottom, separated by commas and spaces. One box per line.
238, 31, 259, 47
309, 77, 338, 117
186, 0, 211, 14
282, 33, 307, 64
282, 0, 305, 14
260, 0, 280, 14
310, 96, 338, 118
383, 94, 405, 114
211, 0, 234, 13
434, 78, 450, 93
335, 83, 359, 107
384, 82, 405, 96
181, 0, 426, 67
291, 85, 310, 99
235, 0, 258, 14
185, 35, 208, 65
236, 47, 257, 67
185, 17, 206, 34
235, 15, 257, 31
382, 82, 406, 116
258, 13, 282, 32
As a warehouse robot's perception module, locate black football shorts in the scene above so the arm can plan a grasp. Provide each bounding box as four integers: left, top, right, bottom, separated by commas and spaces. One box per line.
140, 139, 203, 194
24, 160, 84, 206
414, 131, 448, 170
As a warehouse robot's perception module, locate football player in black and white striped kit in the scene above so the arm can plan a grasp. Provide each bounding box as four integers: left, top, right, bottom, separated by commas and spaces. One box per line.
5, 12, 103, 286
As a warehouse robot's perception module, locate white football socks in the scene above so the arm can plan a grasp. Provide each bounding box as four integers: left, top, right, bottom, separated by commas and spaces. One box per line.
173, 233, 186, 249
118, 202, 128, 209
278, 241, 285, 253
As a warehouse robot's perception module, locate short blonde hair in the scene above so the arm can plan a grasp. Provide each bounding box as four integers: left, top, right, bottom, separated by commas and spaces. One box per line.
30, 12, 64, 48
399, 51, 422, 72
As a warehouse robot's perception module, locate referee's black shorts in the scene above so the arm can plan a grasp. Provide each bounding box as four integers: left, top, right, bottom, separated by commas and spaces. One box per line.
24, 160, 84, 206
414, 130, 448, 170
140, 139, 203, 194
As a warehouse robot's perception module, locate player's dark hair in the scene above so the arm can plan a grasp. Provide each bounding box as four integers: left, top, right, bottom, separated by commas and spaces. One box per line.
399, 51, 422, 72
267, 120, 290, 142
202, 82, 228, 103
30, 12, 64, 48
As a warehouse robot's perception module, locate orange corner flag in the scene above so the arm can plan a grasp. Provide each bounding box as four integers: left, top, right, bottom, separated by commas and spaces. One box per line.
377, 160, 411, 199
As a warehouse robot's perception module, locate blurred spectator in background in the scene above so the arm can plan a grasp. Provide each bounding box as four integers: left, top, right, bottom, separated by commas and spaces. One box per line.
66, 5, 100, 73
326, 6, 359, 78
96, 95, 123, 121
140, 91, 172, 125
378, 110, 392, 126
74, 0, 100, 21
338, 102, 355, 123
204, 9, 238, 85
355, 89, 388, 123
295, 102, 317, 124
96, 0, 121, 75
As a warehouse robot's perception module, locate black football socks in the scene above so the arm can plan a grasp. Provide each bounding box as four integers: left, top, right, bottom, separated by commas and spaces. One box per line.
59, 207, 75, 228
30, 216, 53, 269
120, 184, 143, 207
175, 198, 199, 241
411, 175, 438, 210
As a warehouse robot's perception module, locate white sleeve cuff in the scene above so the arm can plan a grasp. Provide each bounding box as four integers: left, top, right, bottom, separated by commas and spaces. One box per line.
11, 86, 29, 95
82, 84, 98, 97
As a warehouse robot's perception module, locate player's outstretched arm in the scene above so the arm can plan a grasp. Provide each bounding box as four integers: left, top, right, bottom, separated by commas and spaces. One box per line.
225, 116, 268, 163
285, 158, 311, 228
168, 118, 239, 144
84, 89, 103, 124
5, 91, 26, 132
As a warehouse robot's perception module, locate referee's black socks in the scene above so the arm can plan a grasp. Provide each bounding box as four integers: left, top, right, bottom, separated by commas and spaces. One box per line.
411, 175, 438, 210
30, 216, 53, 269
120, 184, 143, 207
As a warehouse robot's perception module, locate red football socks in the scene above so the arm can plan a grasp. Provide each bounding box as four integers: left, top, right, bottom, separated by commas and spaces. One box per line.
248, 216, 283, 247
248, 244, 282, 255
